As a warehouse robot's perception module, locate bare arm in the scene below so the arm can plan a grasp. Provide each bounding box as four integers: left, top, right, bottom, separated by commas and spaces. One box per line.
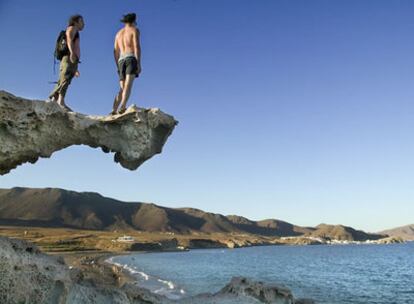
133, 29, 141, 75
133, 29, 141, 63
66, 26, 77, 63
114, 33, 120, 65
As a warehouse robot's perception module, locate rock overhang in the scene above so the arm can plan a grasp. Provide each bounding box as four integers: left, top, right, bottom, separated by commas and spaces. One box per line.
0, 90, 178, 175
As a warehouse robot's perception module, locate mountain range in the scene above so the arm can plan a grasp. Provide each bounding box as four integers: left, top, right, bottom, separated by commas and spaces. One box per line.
0, 187, 388, 241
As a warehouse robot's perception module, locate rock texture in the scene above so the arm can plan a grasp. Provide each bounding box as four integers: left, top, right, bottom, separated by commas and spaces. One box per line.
209, 277, 315, 304
0, 90, 177, 175
0, 236, 163, 304
0, 236, 315, 304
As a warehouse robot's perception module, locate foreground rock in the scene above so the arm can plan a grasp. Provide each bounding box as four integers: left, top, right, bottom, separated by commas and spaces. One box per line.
0, 236, 315, 303
192, 277, 315, 304
0, 90, 177, 175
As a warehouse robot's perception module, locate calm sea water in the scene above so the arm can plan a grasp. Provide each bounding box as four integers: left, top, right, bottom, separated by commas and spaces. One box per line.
108, 242, 414, 303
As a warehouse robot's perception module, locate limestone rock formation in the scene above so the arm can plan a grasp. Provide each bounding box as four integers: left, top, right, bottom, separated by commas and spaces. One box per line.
212, 277, 315, 304
0, 236, 165, 304
0, 90, 177, 175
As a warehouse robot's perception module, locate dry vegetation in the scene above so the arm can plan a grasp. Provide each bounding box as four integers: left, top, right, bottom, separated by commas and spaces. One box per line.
0, 225, 279, 253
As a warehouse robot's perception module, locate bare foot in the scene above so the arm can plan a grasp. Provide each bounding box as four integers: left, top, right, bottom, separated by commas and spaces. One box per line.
58, 103, 73, 112
63, 105, 73, 112
47, 95, 58, 103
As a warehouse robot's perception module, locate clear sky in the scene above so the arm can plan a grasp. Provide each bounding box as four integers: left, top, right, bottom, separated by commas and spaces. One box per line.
1, 0, 414, 232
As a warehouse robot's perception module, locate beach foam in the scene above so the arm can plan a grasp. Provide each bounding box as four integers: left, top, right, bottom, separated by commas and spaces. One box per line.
106, 256, 186, 300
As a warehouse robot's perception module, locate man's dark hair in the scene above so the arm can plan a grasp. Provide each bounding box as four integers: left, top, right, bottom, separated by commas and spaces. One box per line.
121, 13, 136, 24
68, 15, 83, 26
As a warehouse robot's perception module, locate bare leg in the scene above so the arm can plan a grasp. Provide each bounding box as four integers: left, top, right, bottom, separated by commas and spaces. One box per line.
56, 93, 72, 112
49, 92, 58, 102
112, 81, 124, 114
119, 74, 135, 113
57, 94, 65, 107
56, 77, 71, 109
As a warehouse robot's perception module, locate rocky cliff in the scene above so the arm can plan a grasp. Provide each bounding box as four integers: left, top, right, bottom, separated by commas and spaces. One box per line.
0, 90, 177, 175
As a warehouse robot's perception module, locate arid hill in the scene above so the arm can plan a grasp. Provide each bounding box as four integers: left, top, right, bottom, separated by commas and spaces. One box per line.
306, 223, 384, 241
226, 215, 314, 236
380, 224, 414, 241
0, 187, 385, 241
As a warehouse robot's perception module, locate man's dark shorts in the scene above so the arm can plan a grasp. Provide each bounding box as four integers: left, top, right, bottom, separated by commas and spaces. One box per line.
118, 56, 138, 81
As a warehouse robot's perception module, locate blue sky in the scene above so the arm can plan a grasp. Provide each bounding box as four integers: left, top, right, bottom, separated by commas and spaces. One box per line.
1, 0, 414, 232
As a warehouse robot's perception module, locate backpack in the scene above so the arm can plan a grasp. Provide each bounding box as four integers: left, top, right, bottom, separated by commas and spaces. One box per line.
54, 30, 69, 60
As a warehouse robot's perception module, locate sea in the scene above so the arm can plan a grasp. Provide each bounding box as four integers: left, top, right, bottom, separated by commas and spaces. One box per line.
107, 242, 414, 303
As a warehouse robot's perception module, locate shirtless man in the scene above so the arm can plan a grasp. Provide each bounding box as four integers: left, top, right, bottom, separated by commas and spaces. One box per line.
49, 15, 84, 111
111, 13, 141, 115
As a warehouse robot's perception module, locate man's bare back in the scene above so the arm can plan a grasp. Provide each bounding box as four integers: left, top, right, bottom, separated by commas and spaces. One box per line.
115, 27, 140, 61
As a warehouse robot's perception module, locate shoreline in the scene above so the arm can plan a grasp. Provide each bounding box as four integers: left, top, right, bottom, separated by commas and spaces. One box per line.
0, 233, 318, 303
57, 249, 188, 297
0, 225, 406, 302
59, 249, 192, 300
56, 250, 139, 288
65, 241, 409, 302
0, 225, 405, 256
4, 235, 408, 303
